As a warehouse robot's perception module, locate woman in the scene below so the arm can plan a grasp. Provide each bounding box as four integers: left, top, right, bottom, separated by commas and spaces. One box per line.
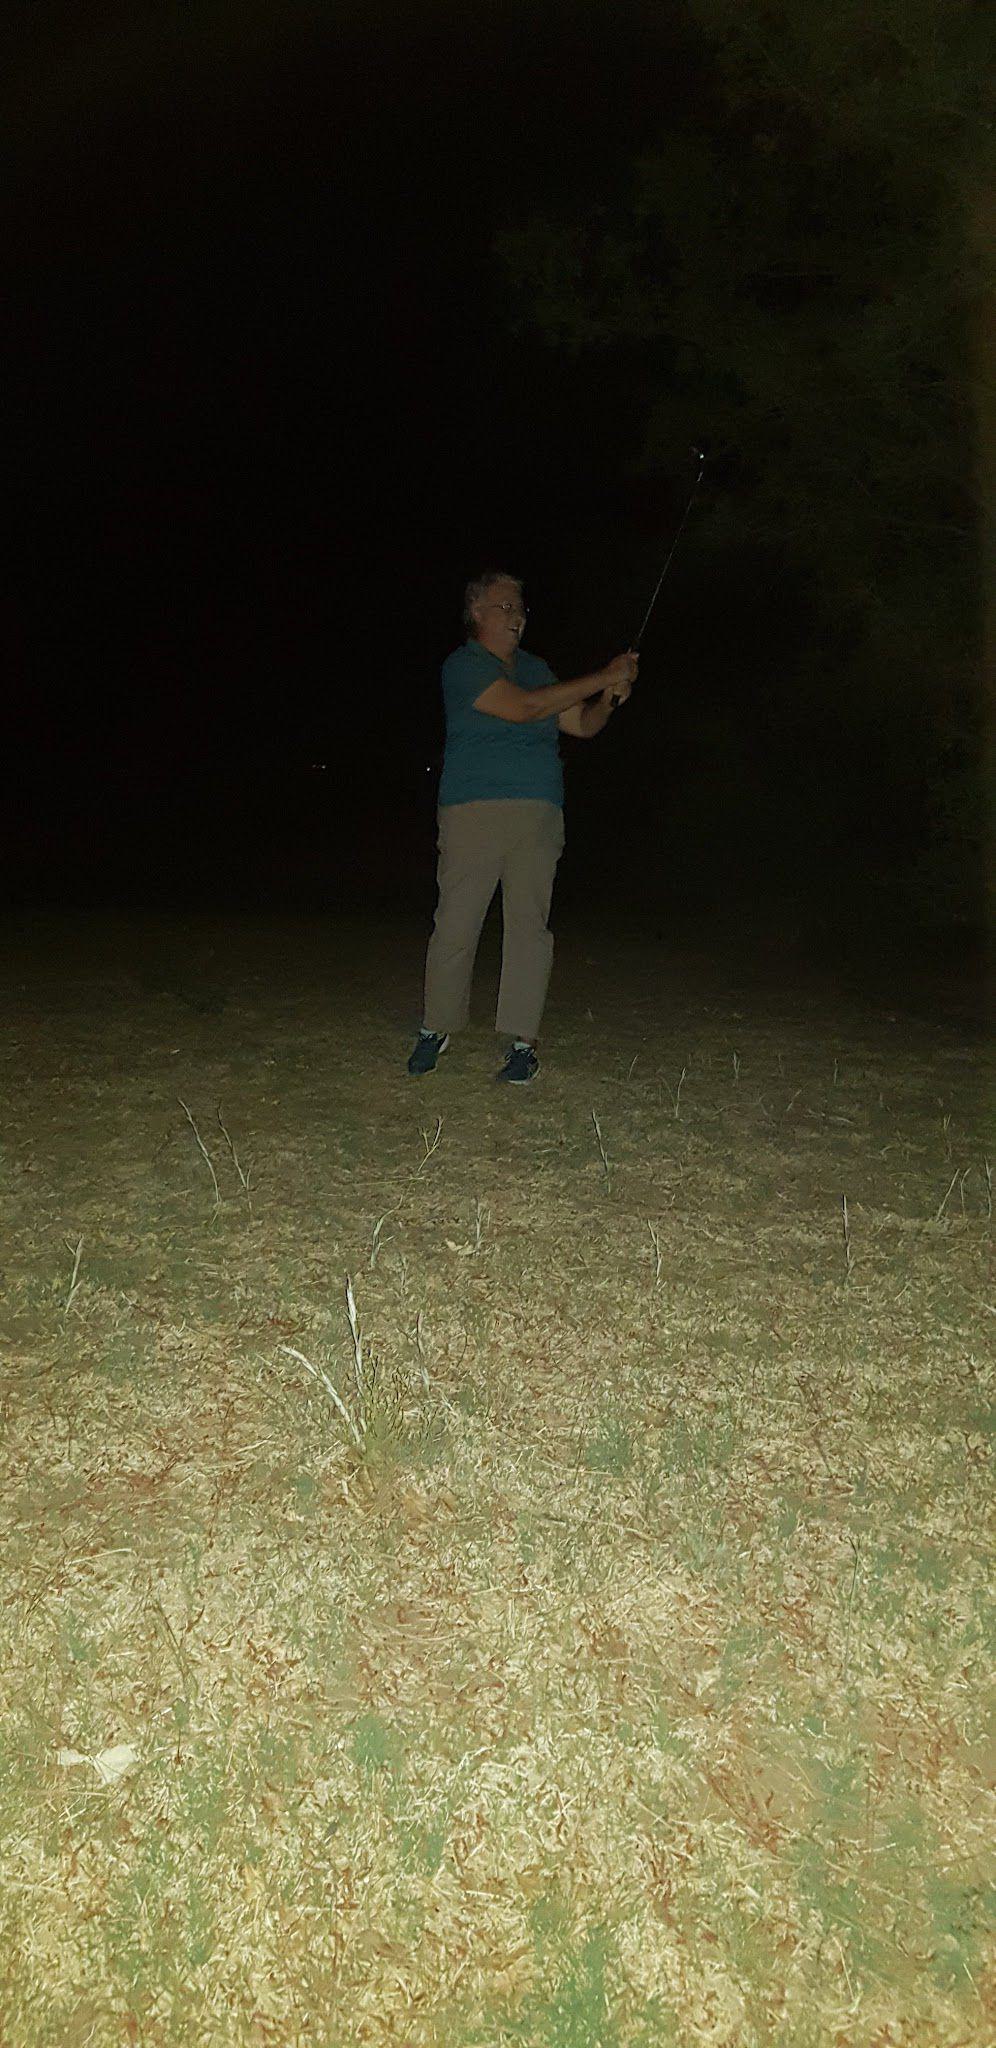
408, 570, 637, 1083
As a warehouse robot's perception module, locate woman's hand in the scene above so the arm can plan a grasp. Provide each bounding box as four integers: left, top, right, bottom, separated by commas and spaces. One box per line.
602, 649, 638, 704
605, 675, 632, 705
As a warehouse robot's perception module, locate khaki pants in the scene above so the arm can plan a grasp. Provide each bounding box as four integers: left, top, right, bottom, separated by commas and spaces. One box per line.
422, 799, 566, 1041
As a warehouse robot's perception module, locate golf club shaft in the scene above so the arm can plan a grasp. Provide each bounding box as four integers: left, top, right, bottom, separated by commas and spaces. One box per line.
632, 449, 707, 653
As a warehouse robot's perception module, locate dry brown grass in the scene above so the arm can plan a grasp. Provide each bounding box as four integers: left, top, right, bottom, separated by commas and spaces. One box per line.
0, 910, 992, 2046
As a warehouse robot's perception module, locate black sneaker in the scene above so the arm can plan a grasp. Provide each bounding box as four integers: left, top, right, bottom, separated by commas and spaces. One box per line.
407, 1028, 450, 1075
497, 1042, 539, 1084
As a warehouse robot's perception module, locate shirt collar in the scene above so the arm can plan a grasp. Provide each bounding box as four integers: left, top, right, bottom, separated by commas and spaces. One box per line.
465, 636, 518, 664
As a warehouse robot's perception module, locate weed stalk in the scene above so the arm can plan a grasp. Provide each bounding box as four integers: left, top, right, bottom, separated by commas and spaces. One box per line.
178, 1098, 221, 1214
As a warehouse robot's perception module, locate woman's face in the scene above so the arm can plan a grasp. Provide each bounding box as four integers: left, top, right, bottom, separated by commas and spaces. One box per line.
472, 577, 526, 658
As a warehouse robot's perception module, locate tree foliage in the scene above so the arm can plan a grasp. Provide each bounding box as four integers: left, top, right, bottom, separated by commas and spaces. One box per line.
498, 0, 994, 911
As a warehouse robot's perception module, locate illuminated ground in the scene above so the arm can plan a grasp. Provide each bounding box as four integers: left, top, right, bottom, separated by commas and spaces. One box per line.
1, 909, 991, 2046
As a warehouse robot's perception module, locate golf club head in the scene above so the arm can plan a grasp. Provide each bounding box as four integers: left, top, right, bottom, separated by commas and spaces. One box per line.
629, 448, 710, 649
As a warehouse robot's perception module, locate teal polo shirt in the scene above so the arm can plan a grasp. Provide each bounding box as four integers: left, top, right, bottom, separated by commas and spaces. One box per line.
437, 639, 564, 808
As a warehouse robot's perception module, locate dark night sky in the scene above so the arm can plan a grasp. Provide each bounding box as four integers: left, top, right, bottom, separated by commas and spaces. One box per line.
5, 2, 969, 939
5, 5, 731, 906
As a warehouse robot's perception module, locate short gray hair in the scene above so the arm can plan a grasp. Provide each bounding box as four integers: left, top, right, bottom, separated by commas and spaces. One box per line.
463, 569, 522, 632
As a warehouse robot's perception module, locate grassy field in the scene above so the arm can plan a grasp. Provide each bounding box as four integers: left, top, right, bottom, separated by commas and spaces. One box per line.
1, 907, 992, 2047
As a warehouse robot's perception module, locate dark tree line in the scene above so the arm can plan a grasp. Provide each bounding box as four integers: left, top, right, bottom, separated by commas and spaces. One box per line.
497, 0, 994, 927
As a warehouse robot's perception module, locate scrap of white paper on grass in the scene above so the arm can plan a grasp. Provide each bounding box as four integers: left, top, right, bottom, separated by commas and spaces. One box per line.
56, 1743, 139, 1785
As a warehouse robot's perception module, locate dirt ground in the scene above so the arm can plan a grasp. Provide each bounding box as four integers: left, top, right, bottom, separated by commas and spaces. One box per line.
1, 907, 992, 2047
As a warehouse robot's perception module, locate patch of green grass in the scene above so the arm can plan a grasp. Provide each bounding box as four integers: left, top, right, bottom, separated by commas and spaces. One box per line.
925, 1874, 996, 1991
535, 1927, 620, 2048
352, 1712, 406, 1777
583, 1420, 634, 1476
181, 1746, 235, 1850
483, 1924, 622, 2048
914, 1543, 954, 1590
395, 1810, 448, 1877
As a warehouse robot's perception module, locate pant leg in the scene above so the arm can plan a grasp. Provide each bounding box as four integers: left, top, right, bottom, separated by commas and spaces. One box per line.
495, 801, 565, 1040
422, 803, 503, 1035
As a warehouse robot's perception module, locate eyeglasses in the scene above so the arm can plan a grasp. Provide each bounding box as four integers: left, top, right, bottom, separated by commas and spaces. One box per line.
485, 601, 527, 618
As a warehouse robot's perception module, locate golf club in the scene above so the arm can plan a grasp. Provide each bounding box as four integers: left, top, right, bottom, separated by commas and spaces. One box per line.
612, 447, 708, 698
